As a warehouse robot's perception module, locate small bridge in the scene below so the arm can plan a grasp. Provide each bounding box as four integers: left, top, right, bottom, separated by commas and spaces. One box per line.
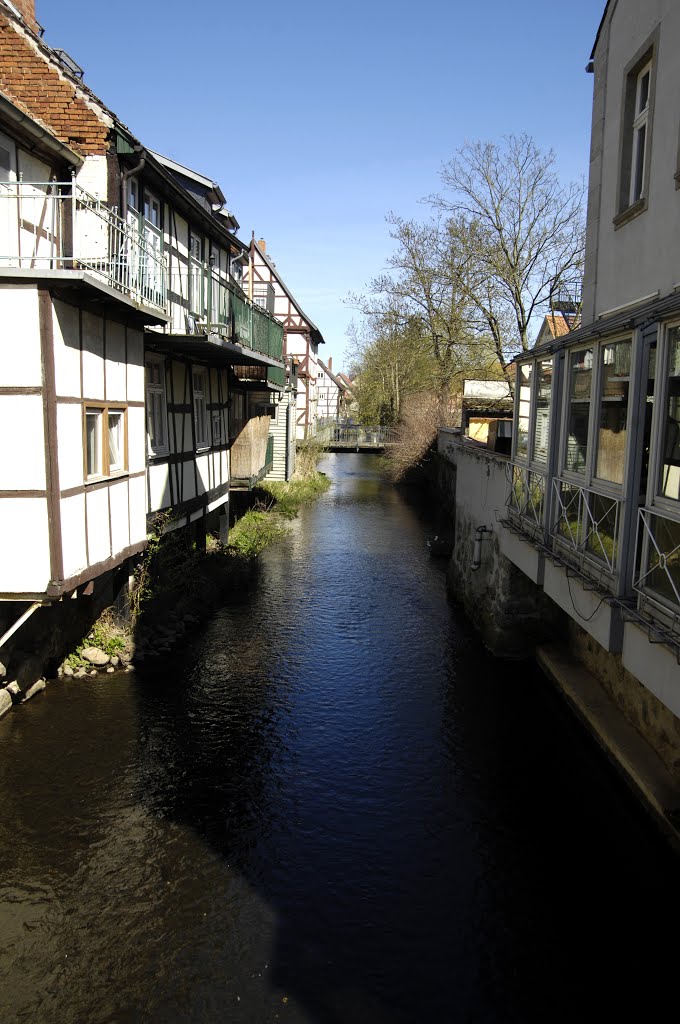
323, 425, 397, 452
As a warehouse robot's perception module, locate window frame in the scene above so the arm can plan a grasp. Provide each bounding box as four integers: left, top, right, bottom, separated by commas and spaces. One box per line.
614, 31, 658, 228
647, 321, 680, 515
557, 336, 633, 495
192, 367, 209, 450
145, 355, 169, 458
83, 402, 128, 481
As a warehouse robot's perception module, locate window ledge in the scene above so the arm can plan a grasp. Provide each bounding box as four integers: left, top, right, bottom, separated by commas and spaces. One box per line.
85, 470, 129, 485
613, 197, 647, 229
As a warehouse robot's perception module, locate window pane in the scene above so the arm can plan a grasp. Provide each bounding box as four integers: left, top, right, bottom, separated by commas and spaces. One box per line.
596, 340, 631, 484
532, 359, 552, 464
516, 363, 532, 459
108, 412, 123, 471
565, 349, 593, 474
86, 409, 101, 476
633, 124, 646, 201
661, 329, 680, 500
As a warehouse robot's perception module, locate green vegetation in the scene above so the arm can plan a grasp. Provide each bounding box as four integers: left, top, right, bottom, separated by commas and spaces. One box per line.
228, 508, 289, 557
229, 471, 330, 557
66, 608, 129, 669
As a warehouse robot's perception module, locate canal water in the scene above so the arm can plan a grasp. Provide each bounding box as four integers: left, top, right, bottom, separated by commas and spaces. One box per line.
0, 454, 678, 1023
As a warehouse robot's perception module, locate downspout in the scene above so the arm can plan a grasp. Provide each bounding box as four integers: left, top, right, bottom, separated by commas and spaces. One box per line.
121, 145, 146, 220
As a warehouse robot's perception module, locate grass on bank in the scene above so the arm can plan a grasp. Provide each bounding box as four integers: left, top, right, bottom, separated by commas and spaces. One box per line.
228, 470, 330, 557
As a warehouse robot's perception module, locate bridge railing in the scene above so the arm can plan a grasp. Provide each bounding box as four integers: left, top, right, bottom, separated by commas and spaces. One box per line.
331, 425, 397, 445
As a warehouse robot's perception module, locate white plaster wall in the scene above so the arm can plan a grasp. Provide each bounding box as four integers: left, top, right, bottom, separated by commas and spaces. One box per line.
75, 156, 108, 200
56, 402, 84, 491
52, 299, 81, 398
16, 151, 51, 181
81, 312, 104, 399
127, 329, 144, 402
86, 487, 110, 566
60, 493, 87, 579
129, 475, 147, 544
286, 332, 307, 359
105, 321, 126, 401
0, 498, 50, 593
593, 1, 680, 317
0, 285, 41, 387
196, 453, 210, 496
148, 462, 171, 512
109, 479, 131, 555
127, 406, 146, 474
0, 395, 46, 490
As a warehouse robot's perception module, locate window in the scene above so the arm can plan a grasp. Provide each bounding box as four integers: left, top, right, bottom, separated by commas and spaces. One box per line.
515, 363, 532, 459
630, 63, 651, 205
595, 340, 631, 484
564, 349, 593, 475
146, 357, 168, 456
616, 38, 656, 222
660, 328, 680, 501
189, 230, 203, 315
532, 359, 553, 464
85, 405, 127, 479
193, 369, 208, 448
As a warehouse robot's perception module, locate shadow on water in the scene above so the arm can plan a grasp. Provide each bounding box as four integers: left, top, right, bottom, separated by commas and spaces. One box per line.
1, 454, 679, 1023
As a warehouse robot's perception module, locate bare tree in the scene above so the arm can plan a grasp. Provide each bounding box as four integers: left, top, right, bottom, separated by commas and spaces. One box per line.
432, 133, 586, 378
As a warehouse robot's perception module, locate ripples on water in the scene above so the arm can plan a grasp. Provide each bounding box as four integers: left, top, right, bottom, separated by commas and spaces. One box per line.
0, 454, 678, 1023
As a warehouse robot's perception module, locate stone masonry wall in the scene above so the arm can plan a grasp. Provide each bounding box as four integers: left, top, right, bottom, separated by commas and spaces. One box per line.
433, 433, 558, 657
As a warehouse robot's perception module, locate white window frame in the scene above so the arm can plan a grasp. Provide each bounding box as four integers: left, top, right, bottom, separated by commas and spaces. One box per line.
145, 355, 169, 457
630, 61, 651, 205
193, 367, 209, 449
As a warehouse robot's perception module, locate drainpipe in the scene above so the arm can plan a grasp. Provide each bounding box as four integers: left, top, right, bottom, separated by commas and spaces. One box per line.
121, 145, 146, 220
0, 602, 43, 650
471, 525, 491, 572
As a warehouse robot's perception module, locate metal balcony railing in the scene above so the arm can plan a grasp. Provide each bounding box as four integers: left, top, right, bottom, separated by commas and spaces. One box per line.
506, 463, 547, 540
550, 479, 622, 582
634, 508, 680, 623
0, 177, 166, 311
164, 261, 284, 363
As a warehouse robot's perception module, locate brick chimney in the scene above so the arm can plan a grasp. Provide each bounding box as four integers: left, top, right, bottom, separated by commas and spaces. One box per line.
328, 356, 333, 371
10, 1, 41, 34
258, 238, 266, 253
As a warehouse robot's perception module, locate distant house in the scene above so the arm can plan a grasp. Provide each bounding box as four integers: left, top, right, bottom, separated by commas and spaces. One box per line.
533, 311, 580, 349
243, 238, 325, 440
461, 379, 513, 442
317, 357, 345, 423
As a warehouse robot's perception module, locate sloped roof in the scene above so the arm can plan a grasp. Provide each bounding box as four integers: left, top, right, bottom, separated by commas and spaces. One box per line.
253, 239, 325, 345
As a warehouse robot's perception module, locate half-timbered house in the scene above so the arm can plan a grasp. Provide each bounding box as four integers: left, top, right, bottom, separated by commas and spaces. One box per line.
0, 0, 283, 628
243, 237, 325, 440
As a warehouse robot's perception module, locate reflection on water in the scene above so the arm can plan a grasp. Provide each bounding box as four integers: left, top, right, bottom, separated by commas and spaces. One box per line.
0, 454, 678, 1023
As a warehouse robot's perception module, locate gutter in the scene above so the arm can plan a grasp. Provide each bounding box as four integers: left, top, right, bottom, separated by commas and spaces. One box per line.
0, 93, 82, 167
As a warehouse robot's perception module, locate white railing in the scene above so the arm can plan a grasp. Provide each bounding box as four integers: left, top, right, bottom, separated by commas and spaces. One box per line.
634, 508, 680, 620
506, 463, 547, 539
0, 177, 166, 311
550, 479, 622, 579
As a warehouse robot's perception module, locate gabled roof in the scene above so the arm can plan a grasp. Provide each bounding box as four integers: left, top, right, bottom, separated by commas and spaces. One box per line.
253, 239, 325, 345
318, 358, 345, 390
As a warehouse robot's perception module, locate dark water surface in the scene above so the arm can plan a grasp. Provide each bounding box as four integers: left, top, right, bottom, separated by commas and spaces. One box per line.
0, 454, 678, 1023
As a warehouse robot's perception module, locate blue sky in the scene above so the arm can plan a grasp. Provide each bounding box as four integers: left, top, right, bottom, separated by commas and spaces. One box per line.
47, 0, 604, 370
